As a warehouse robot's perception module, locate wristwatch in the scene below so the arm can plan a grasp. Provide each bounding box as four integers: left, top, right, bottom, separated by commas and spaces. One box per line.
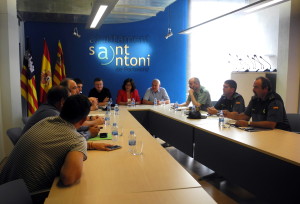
248, 121, 251, 126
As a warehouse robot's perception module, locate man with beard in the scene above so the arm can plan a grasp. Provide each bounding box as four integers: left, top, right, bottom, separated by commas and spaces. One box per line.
180, 77, 211, 111
224, 77, 290, 130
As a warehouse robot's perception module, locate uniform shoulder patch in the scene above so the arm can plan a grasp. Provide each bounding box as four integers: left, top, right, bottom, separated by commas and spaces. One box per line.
236, 102, 241, 104
273, 106, 279, 110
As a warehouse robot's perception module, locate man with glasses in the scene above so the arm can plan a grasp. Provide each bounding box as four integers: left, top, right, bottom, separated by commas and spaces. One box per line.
60, 78, 79, 96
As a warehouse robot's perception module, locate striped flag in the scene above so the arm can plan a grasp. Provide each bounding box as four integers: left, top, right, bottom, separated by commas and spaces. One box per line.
39, 40, 52, 103
53, 40, 66, 86
20, 42, 38, 116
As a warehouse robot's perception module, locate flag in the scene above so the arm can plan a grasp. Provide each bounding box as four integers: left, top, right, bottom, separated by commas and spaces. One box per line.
20, 41, 38, 116
53, 40, 66, 86
39, 39, 52, 103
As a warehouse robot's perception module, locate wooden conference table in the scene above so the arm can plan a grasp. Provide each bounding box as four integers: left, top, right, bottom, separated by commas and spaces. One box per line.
128, 105, 300, 203
45, 106, 216, 204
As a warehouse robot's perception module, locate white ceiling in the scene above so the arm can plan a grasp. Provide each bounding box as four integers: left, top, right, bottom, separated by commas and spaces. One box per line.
17, 0, 176, 24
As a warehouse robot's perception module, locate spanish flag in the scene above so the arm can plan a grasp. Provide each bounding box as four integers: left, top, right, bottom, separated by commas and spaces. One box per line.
53, 40, 66, 86
39, 40, 52, 103
20, 40, 38, 116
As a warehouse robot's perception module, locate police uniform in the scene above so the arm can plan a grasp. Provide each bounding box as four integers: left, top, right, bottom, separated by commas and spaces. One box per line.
214, 92, 245, 113
244, 92, 291, 131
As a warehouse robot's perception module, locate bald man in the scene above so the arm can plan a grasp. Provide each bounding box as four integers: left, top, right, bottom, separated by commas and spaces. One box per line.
180, 77, 211, 111
143, 79, 170, 105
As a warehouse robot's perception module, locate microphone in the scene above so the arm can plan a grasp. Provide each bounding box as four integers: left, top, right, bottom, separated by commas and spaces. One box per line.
253, 55, 264, 71
236, 55, 243, 71
259, 56, 271, 72
239, 58, 250, 72
247, 55, 255, 71
228, 53, 238, 71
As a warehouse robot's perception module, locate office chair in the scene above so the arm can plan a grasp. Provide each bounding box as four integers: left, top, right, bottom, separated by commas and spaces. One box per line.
211, 101, 218, 107
6, 127, 23, 145
287, 113, 300, 133
22, 116, 30, 125
0, 179, 32, 204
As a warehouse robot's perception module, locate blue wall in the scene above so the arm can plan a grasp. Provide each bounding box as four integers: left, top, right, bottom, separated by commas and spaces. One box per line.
24, 0, 188, 103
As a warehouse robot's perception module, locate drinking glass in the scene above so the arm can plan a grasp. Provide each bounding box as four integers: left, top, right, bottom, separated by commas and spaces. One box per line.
131, 140, 143, 155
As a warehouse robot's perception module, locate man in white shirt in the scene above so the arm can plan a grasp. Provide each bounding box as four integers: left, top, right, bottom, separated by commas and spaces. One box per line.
143, 79, 170, 105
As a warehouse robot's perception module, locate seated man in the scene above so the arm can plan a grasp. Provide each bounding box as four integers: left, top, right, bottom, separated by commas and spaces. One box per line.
88, 78, 112, 107
61, 78, 99, 111
224, 77, 291, 130
0, 95, 115, 194
180, 77, 211, 111
207, 80, 245, 115
74, 78, 83, 94
23, 86, 100, 140
21, 85, 69, 135
60, 78, 79, 95
74, 78, 99, 111
142, 79, 170, 105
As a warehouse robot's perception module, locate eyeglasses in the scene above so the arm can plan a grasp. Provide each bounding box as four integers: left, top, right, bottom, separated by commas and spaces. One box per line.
70, 86, 78, 90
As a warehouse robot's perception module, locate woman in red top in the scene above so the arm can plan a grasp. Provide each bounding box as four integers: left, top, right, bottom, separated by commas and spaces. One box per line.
116, 78, 141, 105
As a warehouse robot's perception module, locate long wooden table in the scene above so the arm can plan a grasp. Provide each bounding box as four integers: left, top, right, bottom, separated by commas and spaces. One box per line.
45, 188, 215, 204
129, 105, 300, 203
46, 106, 216, 203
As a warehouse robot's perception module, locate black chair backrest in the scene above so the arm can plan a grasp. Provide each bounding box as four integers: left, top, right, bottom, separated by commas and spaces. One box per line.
22, 116, 30, 125
211, 101, 217, 107
286, 113, 300, 133
0, 179, 32, 204
6, 127, 23, 145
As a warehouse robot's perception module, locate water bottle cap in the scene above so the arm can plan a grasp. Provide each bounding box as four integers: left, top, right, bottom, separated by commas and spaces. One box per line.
113, 123, 117, 126
130, 130, 134, 134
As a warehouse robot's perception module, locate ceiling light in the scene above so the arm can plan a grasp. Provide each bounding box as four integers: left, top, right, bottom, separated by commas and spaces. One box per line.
87, 0, 119, 29
244, 0, 285, 13
179, 0, 288, 34
90, 5, 108, 28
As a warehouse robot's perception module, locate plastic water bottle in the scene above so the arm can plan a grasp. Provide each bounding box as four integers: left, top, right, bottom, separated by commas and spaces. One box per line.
111, 123, 118, 142
154, 98, 158, 106
192, 105, 196, 112
105, 111, 110, 126
174, 101, 179, 111
219, 110, 224, 127
107, 99, 112, 112
127, 99, 131, 107
131, 98, 135, 107
128, 130, 136, 153
114, 104, 119, 115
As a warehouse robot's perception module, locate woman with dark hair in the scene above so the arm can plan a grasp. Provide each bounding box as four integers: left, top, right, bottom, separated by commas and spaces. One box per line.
116, 78, 141, 105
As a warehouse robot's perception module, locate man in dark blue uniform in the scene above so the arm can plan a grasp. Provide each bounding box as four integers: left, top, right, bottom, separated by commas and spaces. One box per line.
207, 80, 245, 114
224, 77, 290, 130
